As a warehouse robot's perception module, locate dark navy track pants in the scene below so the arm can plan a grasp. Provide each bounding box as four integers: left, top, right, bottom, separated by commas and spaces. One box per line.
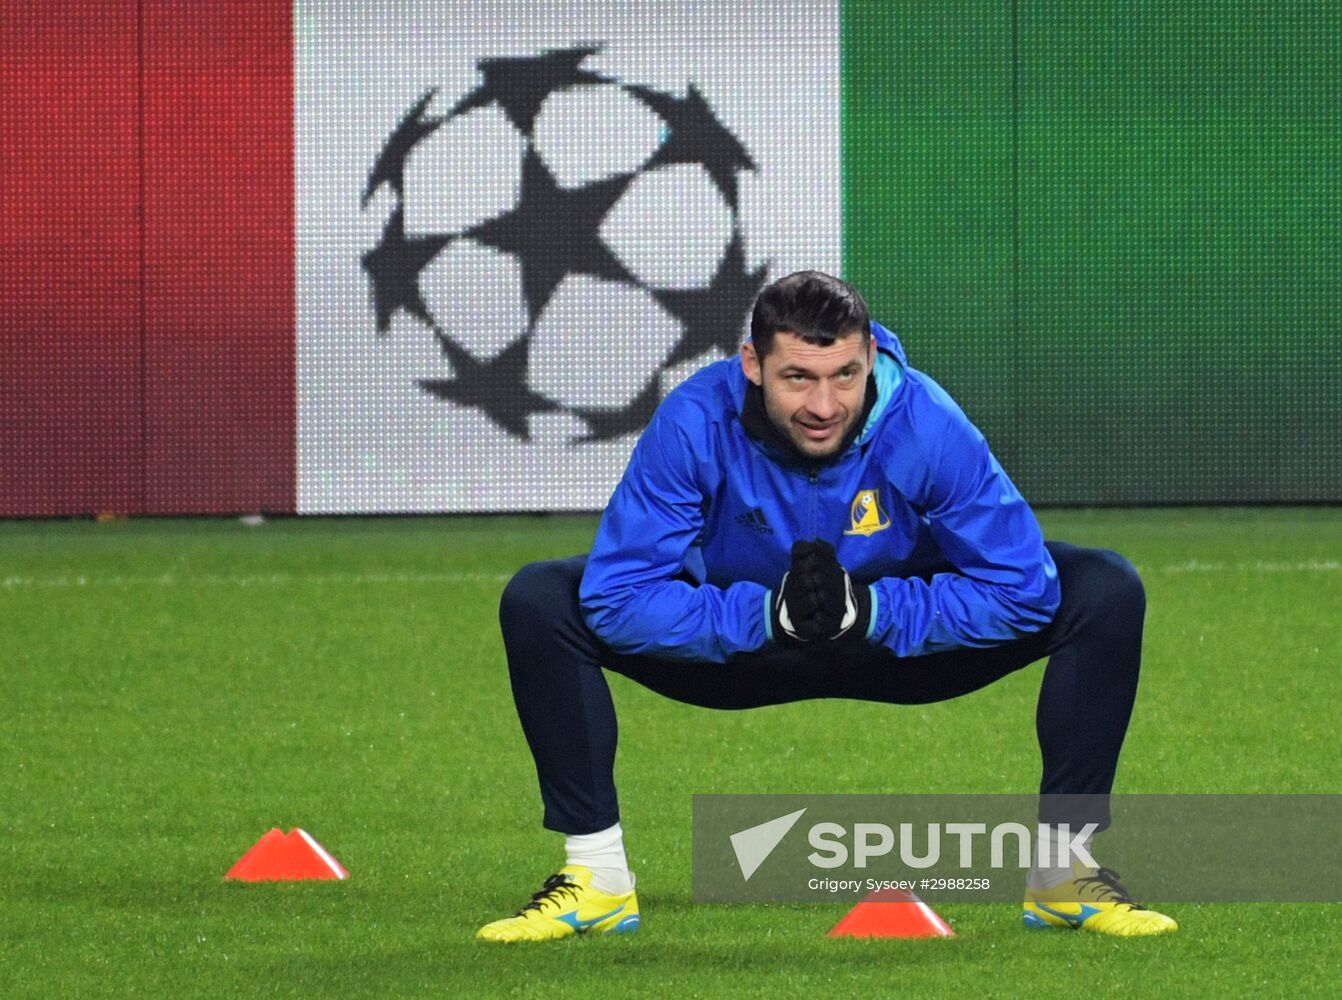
498, 542, 1144, 835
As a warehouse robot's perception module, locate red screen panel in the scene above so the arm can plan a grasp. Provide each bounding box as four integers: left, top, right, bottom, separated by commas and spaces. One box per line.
0, 2, 144, 516
142, 0, 295, 514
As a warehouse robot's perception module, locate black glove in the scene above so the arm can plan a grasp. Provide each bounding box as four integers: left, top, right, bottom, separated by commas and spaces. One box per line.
772, 540, 872, 645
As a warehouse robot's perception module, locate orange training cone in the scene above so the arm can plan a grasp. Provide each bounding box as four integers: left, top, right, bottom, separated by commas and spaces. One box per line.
827, 888, 954, 939
225, 828, 349, 881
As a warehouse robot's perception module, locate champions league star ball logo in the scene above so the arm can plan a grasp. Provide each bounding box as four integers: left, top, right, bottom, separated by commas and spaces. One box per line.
361, 46, 768, 442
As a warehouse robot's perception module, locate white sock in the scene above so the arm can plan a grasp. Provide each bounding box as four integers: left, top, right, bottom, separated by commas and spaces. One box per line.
565, 823, 634, 895
1027, 824, 1096, 890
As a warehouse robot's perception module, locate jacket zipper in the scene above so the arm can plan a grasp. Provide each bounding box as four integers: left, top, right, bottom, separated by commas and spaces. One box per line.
807, 469, 819, 536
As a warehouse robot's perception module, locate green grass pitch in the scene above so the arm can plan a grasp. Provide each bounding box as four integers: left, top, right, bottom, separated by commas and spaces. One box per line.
3, 509, 1340, 997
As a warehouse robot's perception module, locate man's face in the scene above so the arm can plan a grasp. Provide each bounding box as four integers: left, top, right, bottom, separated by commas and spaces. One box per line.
741, 330, 875, 459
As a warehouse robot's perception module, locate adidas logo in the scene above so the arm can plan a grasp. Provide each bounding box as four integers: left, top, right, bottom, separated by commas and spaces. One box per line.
734, 507, 774, 534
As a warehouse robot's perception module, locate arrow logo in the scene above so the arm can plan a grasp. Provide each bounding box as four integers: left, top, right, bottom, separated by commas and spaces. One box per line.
729, 808, 807, 881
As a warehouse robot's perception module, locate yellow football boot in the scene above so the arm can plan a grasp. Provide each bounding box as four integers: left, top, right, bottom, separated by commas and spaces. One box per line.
1024, 865, 1178, 937
476, 865, 640, 942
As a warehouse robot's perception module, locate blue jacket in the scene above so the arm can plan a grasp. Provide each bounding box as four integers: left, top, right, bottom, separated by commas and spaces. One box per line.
578, 322, 1060, 662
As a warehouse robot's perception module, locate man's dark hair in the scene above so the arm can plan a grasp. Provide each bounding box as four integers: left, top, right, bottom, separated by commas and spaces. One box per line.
749, 270, 870, 357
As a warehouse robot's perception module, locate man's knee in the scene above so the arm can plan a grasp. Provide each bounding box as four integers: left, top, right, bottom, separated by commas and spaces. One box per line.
499, 558, 582, 631
1060, 546, 1145, 623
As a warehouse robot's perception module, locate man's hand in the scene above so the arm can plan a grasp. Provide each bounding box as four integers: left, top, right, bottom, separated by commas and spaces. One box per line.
771, 540, 872, 645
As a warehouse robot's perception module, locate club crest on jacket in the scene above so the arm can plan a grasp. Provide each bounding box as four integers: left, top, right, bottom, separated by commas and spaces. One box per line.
844, 489, 890, 536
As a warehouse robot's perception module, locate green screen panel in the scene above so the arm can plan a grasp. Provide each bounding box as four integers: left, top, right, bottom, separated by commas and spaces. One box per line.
844, 0, 1342, 504
842, 1, 1016, 440
1018, 0, 1342, 503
